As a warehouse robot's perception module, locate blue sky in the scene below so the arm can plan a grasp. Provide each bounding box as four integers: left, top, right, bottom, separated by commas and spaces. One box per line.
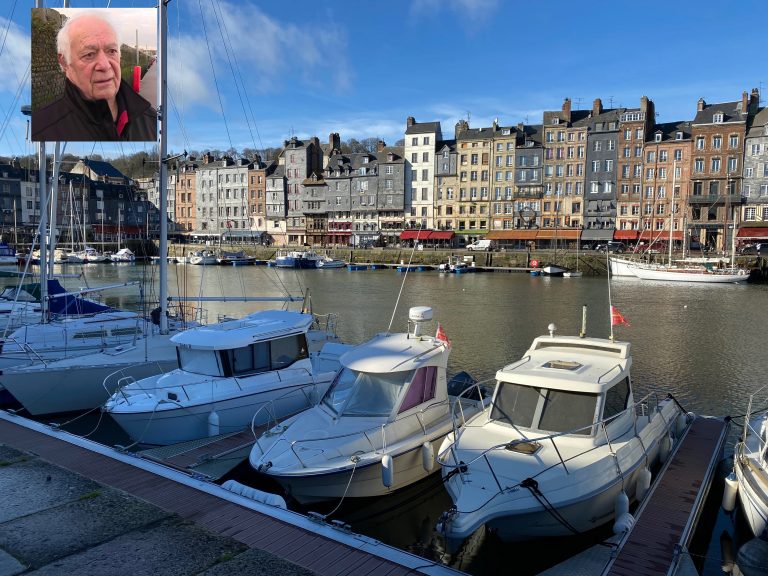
1, 0, 766, 161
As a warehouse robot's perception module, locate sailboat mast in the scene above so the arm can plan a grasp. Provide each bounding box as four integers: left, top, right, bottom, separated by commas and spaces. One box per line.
158, 0, 169, 334
668, 161, 676, 265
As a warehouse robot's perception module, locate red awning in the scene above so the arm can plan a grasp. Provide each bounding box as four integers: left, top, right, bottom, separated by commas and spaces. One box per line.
614, 230, 639, 240
638, 230, 682, 241
429, 231, 455, 240
737, 227, 768, 239
400, 230, 432, 240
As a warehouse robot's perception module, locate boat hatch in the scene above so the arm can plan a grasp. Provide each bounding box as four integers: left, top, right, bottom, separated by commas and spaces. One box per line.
541, 360, 582, 371
505, 440, 541, 455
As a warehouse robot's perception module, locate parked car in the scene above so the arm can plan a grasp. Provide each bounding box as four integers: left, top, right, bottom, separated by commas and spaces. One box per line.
595, 241, 626, 253
466, 239, 494, 251
739, 243, 768, 255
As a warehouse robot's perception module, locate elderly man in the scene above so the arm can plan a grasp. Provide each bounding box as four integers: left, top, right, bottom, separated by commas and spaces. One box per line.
32, 12, 156, 142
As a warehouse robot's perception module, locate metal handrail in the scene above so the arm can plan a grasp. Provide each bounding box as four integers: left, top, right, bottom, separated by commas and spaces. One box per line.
440, 391, 677, 496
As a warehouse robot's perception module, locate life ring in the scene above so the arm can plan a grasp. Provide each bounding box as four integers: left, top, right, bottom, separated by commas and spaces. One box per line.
530, 259, 539, 268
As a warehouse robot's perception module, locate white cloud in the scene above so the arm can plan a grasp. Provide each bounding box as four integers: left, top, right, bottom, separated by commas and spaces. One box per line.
168, 1, 351, 112
410, 0, 500, 29
0, 16, 31, 93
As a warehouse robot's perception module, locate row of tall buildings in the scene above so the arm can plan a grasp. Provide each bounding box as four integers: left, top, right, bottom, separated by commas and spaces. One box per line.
2, 89, 767, 250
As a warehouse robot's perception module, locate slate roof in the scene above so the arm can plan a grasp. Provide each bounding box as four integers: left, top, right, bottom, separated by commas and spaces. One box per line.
692, 100, 746, 125
747, 107, 768, 136
650, 120, 692, 142
457, 126, 495, 141
80, 159, 128, 180
405, 121, 441, 135
517, 124, 543, 146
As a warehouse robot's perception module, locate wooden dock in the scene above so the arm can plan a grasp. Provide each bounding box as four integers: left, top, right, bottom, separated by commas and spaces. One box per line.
0, 411, 463, 576
604, 416, 729, 576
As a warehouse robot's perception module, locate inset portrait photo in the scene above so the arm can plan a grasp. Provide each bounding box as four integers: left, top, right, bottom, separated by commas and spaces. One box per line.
31, 8, 157, 142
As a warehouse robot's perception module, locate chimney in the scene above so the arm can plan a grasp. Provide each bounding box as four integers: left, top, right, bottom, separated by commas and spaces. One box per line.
329, 132, 340, 152
751, 88, 760, 111
516, 122, 524, 133
697, 98, 706, 112
455, 119, 469, 139
741, 91, 749, 114
592, 98, 603, 116
202, 152, 213, 164
562, 98, 572, 121
377, 140, 386, 153
640, 96, 649, 112
407, 116, 416, 129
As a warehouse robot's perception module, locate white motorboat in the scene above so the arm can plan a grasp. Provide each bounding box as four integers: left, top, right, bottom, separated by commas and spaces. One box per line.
248, 307, 484, 504
73, 246, 109, 263
217, 251, 256, 266
541, 264, 567, 277
316, 256, 346, 269
730, 385, 768, 538
110, 247, 136, 263
274, 250, 323, 269
187, 250, 217, 265
104, 309, 349, 446
437, 323, 689, 543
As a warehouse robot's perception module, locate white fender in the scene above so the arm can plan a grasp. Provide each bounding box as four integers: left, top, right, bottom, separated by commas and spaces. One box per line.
613, 512, 635, 535
615, 490, 629, 520
207, 409, 220, 437
222, 480, 287, 509
422, 441, 435, 472
722, 471, 739, 513
381, 454, 394, 487
675, 411, 691, 438
659, 434, 672, 463
636, 468, 652, 502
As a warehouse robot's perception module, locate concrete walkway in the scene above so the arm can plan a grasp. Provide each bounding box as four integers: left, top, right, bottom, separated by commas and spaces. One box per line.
0, 444, 313, 576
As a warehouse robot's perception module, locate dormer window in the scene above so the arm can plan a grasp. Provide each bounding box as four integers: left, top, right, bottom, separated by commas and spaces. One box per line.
359, 167, 367, 176
502, 128, 511, 135
654, 133, 662, 142
363, 157, 369, 164
713, 113, 724, 123
552, 117, 560, 125
676, 131, 683, 140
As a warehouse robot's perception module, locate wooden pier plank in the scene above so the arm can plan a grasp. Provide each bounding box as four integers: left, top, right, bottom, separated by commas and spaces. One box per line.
605, 416, 727, 576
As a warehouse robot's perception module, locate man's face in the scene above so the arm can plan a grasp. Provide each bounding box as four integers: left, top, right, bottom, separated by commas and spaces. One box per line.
59, 17, 121, 104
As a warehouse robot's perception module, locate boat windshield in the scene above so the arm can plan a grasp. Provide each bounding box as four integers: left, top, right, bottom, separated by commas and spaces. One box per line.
322, 367, 415, 417
177, 347, 223, 377
491, 382, 598, 436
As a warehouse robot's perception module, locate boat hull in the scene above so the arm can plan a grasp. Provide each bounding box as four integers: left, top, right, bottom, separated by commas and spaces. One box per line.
631, 265, 749, 283
261, 434, 449, 504
1, 358, 176, 415
108, 379, 331, 446
735, 455, 768, 538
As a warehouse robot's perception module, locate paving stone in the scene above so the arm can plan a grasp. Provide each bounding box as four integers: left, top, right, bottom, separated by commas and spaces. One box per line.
0, 486, 169, 568
0, 458, 102, 523
0, 548, 26, 576
200, 547, 316, 576
26, 517, 247, 576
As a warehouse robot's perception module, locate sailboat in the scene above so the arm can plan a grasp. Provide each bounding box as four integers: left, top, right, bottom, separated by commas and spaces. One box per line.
541, 191, 568, 276
110, 210, 136, 262
619, 163, 749, 283
563, 235, 583, 277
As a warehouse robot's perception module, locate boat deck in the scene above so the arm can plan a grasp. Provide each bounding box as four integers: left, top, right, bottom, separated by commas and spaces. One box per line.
0, 412, 461, 576
604, 416, 729, 576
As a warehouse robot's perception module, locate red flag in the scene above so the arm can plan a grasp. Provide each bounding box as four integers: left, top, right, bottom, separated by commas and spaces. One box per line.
611, 306, 630, 327
436, 322, 451, 347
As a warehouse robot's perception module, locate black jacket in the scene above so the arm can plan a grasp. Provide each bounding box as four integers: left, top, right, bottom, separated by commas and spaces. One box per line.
32, 79, 157, 142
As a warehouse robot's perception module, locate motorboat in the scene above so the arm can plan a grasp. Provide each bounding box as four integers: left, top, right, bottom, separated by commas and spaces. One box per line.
217, 251, 256, 266
73, 246, 109, 263
0, 242, 18, 266
110, 248, 136, 263
540, 264, 568, 277
187, 250, 217, 265
437, 323, 689, 543
316, 256, 346, 269
248, 307, 484, 504
274, 250, 323, 269
104, 309, 349, 446
439, 255, 476, 274
729, 385, 768, 538
0, 313, 192, 415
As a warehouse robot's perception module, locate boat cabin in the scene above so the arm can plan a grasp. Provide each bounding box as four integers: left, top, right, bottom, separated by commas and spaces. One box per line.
170, 310, 317, 378
320, 331, 449, 421
489, 335, 634, 440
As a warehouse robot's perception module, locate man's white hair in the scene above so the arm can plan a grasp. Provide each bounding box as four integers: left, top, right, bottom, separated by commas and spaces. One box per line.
56, 11, 121, 67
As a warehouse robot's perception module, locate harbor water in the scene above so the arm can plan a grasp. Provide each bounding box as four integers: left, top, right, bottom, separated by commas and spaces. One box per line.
24, 262, 768, 574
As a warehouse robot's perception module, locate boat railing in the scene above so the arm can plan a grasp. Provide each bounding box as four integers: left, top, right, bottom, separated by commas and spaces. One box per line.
740, 384, 768, 454
312, 312, 338, 336
248, 383, 319, 441
104, 361, 173, 403
256, 401, 451, 469
441, 391, 678, 495
448, 377, 494, 444
1, 337, 49, 366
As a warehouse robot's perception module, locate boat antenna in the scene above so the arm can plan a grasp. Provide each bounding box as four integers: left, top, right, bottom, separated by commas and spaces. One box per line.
580, 304, 587, 338
386, 222, 422, 334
